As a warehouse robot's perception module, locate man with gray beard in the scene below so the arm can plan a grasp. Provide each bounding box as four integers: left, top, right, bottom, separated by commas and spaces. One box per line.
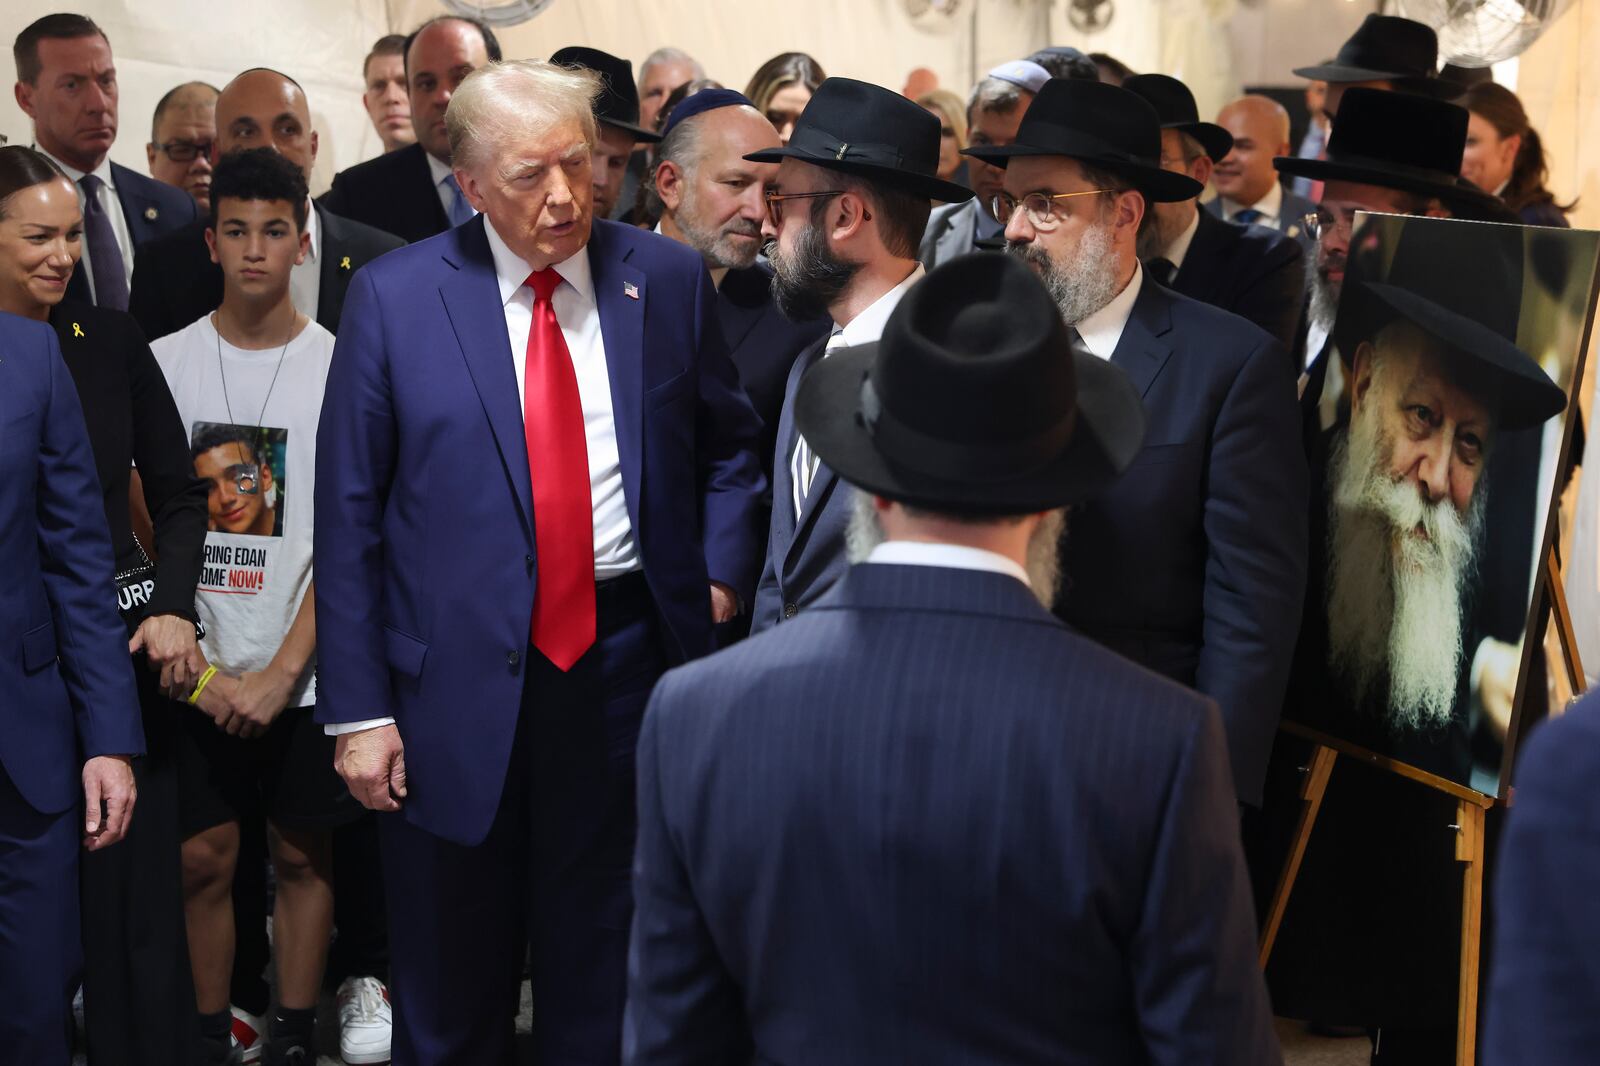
649, 88, 828, 484
743, 77, 973, 632
967, 77, 1308, 809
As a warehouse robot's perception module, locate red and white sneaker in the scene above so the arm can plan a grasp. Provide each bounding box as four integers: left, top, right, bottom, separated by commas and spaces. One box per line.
230, 1004, 266, 1063
336, 975, 393, 1064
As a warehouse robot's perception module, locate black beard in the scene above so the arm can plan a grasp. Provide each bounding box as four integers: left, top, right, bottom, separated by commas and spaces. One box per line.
768, 221, 860, 322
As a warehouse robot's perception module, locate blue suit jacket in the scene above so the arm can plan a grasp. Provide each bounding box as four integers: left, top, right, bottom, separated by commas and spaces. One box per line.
314, 217, 766, 845
1056, 279, 1308, 806
64, 162, 198, 307
1484, 696, 1600, 1064
626, 563, 1281, 1066
750, 335, 846, 631
0, 312, 143, 814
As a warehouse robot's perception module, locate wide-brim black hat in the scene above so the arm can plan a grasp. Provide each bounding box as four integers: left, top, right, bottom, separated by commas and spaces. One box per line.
1292, 14, 1450, 91
795, 252, 1146, 512
744, 77, 974, 204
1274, 88, 1472, 206
1122, 74, 1233, 163
550, 46, 662, 143
1342, 216, 1565, 431
963, 79, 1203, 203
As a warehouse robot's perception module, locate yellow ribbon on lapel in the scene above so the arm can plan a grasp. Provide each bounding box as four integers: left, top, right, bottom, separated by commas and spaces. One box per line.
72, 322, 85, 338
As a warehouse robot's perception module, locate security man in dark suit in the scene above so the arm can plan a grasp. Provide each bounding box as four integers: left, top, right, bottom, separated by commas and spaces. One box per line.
625, 252, 1282, 1066
319, 15, 501, 243
968, 78, 1308, 808
128, 68, 403, 342
650, 87, 829, 480
1123, 74, 1306, 352
13, 14, 198, 311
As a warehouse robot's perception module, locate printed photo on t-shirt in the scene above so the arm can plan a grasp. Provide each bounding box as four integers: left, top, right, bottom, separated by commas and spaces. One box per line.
190, 422, 288, 539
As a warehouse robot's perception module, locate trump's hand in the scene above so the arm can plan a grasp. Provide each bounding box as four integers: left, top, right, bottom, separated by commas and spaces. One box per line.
336, 724, 407, 812
82, 754, 136, 851
710, 582, 738, 624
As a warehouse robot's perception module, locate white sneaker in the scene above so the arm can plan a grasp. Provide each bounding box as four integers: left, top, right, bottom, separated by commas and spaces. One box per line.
230, 1004, 265, 1063
336, 975, 393, 1064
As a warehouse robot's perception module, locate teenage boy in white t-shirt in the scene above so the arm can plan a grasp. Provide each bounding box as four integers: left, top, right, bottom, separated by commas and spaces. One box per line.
153, 147, 355, 1066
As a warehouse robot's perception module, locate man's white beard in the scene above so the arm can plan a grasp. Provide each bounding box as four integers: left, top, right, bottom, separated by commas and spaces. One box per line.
846, 491, 1067, 610
1308, 267, 1339, 334
1324, 402, 1485, 731
1007, 220, 1120, 325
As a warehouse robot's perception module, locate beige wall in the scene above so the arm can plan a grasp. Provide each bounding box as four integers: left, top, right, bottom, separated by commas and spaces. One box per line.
1512, 0, 1596, 228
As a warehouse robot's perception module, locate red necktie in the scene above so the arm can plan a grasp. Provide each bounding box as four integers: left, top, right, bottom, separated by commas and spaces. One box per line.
524, 268, 595, 670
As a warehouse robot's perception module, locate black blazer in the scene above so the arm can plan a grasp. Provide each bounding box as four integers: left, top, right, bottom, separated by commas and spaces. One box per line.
1156, 207, 1305, 352
319, 142, 449, 244
64, 162, 199, 306
127, 203, 405, 342
716, 263, 830, 479
46, 300, 207, 624
1055, 278, 1309, 806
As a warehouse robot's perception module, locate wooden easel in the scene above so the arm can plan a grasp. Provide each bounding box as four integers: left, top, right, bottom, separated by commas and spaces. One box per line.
1259, 546, 1587, 1066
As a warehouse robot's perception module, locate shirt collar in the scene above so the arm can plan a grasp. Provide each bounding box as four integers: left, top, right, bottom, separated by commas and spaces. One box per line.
835, 263, 924, 347
484, 214, 594, 307
301, 197, 320, 261
1074, 262, 1144, 360
1222, 180, 1283, 224
865, 540, 1031, 589
426, 152, 454, 189
38, 147, 113, 189
1160, 208, 1201, 270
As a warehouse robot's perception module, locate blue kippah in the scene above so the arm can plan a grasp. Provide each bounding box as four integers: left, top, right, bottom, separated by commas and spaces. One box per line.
661, 88, 756, 139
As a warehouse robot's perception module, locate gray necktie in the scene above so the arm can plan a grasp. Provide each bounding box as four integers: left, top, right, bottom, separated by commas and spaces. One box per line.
79, 174, 128, 310
443, 174, 474, 227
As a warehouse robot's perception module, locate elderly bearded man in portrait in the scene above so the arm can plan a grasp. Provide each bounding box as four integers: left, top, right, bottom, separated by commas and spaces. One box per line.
1286, 219, 1566, 784
313, 59, 766, 1065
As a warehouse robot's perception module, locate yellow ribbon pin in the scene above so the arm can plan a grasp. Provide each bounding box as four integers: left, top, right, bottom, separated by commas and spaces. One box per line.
72, 322, 85, 338
340, 256, 352, 270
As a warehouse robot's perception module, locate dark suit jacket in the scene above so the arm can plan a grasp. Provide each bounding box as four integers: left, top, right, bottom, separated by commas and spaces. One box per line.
1157, 207, 1306, 351
319, 142, 449, 244
0, 311, 143, 814
1484, 695, 1600, 1065
126, 203, 404, 341
715, 264, 829, 481
64, 162, 199, 306
314, 217, 766, 845
625, 562, 1281, 1066
1056, 278, 1308, 806
1205, 187, 1317, 251
750, 334, 848, 631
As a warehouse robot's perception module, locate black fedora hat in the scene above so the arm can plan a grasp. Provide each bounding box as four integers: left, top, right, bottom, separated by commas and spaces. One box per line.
1343, 217, 1565, 431
1292, 14, 1450, 92
1274, 88, 1477, 204
550, 46, 662, 143
1122, 74, 1233, 164
794, 252, 1146, 512
963, 79, 1203, 203
744, 77, 974, 204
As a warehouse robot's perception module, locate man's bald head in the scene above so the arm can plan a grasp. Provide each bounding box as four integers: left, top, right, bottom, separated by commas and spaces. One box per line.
147, 81, 219, 207
1212, 94, 1292, 208
150, 81, 217, 142
214, 67, 317, 181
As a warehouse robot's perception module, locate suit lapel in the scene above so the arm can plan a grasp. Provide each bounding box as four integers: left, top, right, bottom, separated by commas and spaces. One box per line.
1171, 209, 1222, 299
113, 164, 159, 247
314, 205, 344, 331
1110, 281, 1176, 399
588, 223, 646, 526
941, 201, 976, 260
438, 218, 534, 538
782, 336, 838, 571
771, 334, 828, 568
716, 267, 770, 356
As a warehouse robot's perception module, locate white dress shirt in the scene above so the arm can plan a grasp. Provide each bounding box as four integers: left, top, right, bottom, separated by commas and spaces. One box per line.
427, 152, 476, 222
1157, 209, 1201, 272
1219, 181, 1284, 229
290, 199, 321, 323
40, 149, 134, 301
1074, 263, 1145, 360
865, 540, 1030, 589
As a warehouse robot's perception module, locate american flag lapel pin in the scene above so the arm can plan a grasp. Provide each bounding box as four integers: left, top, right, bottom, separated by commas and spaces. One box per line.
623, 281, 639, 300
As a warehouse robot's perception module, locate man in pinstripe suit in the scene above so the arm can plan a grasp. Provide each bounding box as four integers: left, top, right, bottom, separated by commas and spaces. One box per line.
624, 253, 1282, 1066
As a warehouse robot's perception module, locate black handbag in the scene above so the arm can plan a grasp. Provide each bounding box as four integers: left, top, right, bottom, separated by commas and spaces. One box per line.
113, 533, 158, 632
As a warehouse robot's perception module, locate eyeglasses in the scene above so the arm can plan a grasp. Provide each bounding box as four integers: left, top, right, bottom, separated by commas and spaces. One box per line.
153, 139, 213, 163
1302, 204, 1359, 242
764, 189, 858, 227
991, 189, 1114, 232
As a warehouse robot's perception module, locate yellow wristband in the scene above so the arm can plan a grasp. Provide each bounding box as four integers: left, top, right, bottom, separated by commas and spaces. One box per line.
188, 665, 219, 706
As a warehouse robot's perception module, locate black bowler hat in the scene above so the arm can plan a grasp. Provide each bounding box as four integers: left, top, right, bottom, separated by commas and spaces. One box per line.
963, 79, 1203, 203
1273, 88, 1504, 220
794, 253, 1146, 512
1292, 14, 1452, 96
743, 78, 974, 204
1122, 74, 1233, 165
549, 46, 662, 143
1344, 217, 1566, 431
